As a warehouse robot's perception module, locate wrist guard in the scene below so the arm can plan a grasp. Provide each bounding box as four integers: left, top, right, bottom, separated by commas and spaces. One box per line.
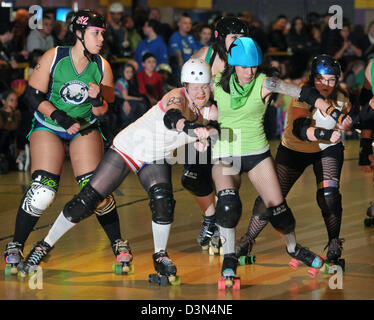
299, 85, 324, 108
50, 110, 77, 130
314, 128, 334, 141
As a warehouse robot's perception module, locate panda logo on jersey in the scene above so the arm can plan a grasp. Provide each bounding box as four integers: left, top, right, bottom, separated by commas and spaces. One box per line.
60, 81, 89, 104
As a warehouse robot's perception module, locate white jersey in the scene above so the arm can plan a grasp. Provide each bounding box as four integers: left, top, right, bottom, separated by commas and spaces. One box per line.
312, 91, 349, 150
112, 90, 213, 172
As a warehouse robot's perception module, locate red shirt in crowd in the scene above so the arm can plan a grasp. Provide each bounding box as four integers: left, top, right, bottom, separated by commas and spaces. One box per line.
137, 70, 164, 103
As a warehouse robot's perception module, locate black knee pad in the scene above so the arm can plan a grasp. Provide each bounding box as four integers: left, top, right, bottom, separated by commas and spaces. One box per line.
268, 201, 295, 234
148, 183, 176, 225
316, 187, 342, 219
63, 183, 104, 223
181, 165, 213, 197
252, 196, 269, 221
21, 170, 60, 217
215, 189, 242, 228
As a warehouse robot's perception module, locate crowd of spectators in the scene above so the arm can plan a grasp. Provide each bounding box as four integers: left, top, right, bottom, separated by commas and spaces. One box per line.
1, 3, 374, 174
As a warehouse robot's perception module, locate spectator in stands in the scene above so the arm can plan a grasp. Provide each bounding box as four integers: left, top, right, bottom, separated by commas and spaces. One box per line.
268, 15, 288, 52
195, 23, 212, 50
361, 20, 374, 63
63, 11, 76, 46
333, 19, 362, 73
0, 90, 20, 173
308, 25, 322, 58
26, 13, 54, 53
123, 15, 142, 55
52, 21, 68, 46
148, 7, 173, 43
287, 16, 311, 55
137, 52, 164, 106
0, 23, 17, 69
135, 19, 168, 71
107, 2, 130, 58
156, 63, 176, 93
12, 9, 30, 62
115, 63, 147, 129
168, 13, 198, 80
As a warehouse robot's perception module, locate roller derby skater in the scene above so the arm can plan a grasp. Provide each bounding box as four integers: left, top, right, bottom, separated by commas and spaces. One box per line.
237, 55, 352, 276
4, 242, 24, 275
213, 41, 351, 285
19, 58, 219, 284
5, 10, 130, 276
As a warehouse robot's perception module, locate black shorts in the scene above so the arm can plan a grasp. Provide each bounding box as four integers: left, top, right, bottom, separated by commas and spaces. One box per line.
182, 163, 213, 197
215, 149, 272, 174
275, 143, 344, 181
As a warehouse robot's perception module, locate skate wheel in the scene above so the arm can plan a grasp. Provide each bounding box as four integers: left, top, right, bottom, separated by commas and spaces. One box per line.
17, 270, 27, 278
208, 246, 215, 256
148, 273, 158, 284
320, 262, 330, 274
112, 262, 123, 275
364, 218, 372, 227
127, 264, 135, 275
170, 275, 181, 286
4, 265, 12, 276
233, 278, 241, 290
159, 275, 169, 286
225, 279, 233, 288
218, 277, 226, 290
238, 256, 247, 266
247, 254, 256, 264
289, 258, 299, 270
201, 245, 209, 251
307, 267, 319, 278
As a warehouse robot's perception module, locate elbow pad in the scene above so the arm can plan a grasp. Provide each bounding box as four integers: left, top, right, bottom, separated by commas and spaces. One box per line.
163, 108, 185, 130
298, 85, 324, 109
292, 117, 312, 141
24, 85, 47, 112
359, 87, 373, 107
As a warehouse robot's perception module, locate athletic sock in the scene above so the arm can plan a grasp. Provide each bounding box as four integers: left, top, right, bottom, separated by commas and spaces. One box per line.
152, 222, 171, 253
218, 226, 235, 255
13, 208, 40, 245
44, 212, 76, 247
95, 207, 122, 245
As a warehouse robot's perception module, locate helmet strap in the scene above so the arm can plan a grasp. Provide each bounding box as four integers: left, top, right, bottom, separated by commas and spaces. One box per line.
76, 31, 92, 62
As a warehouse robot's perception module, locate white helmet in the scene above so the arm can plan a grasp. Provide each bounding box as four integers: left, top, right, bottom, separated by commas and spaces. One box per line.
110, 2, 124, 13
181, 58, 211, 84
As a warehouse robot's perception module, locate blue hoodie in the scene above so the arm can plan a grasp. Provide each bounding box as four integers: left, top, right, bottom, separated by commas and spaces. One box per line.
135, 36, 168, 71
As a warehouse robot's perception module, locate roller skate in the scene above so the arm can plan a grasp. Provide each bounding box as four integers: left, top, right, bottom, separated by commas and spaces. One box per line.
287, 244, 324, 278
322, 238, 345, 273
4, 242, 24, 275
209, 227, 223, 256
112, 239, 134, 275
235, 234, 256, 266
197, 215, 217, 251
218, 253, 240, 290
17, 240, 52, 277
148, 250, 180, 286
364, 202, 374, 227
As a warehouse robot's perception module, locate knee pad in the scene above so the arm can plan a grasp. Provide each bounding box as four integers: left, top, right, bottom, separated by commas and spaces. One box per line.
21, 170, 59, 217
316, 186, 342, 219
181, 166, 213, 197
252, 196, 269, 221
95, 195, 116, 216
76, 172, 116, 216
215, 189, 242, 228
268, 200, 295, 234
63, 183, 104, 223
148, 183, 176, 225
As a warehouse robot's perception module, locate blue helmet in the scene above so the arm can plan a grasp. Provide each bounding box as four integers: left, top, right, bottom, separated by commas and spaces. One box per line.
228, 37, 263, 67
310, 54, 341, 79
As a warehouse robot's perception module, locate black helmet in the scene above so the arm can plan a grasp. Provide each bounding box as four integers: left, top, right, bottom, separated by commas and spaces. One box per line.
214, 17, 249, 40
71, 10, 106, 34
310, 54, 341, 80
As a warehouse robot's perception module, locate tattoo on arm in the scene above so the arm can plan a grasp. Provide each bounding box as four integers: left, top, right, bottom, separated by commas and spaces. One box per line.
35, 63, 41, 71
264, 77, 302, 98
167, 96, 185, 107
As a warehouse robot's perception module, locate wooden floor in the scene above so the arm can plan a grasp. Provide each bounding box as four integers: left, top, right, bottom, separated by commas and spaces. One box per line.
0, 139, 374, 301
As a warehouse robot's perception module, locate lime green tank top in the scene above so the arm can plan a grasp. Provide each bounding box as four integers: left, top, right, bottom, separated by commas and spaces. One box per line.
35, 46, 104, 131
213, 72, 268, 156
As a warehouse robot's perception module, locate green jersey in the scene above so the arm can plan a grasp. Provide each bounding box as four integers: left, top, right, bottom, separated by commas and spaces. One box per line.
213, 72, 269, 156
35, 46, 104, 131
